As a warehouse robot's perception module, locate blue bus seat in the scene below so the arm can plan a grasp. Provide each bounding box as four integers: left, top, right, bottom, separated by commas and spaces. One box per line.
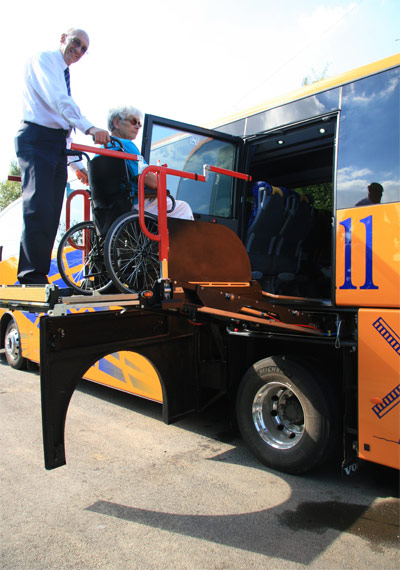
245, 182, 286, 276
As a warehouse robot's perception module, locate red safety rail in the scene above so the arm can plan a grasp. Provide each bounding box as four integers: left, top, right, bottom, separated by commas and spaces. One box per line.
203, 164, 252, 182
65, 190, 91, 229
70, 144, 252, 282
138, 165, 206, 268
71, 143, 140, 162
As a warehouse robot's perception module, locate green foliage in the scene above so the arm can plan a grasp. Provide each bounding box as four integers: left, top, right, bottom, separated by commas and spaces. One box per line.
302, 65, 330, 86
0, 161, 21, 211
294, 183, 332, 211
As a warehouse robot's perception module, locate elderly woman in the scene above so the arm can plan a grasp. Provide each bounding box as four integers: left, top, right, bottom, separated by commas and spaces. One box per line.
107, 105, 194, 220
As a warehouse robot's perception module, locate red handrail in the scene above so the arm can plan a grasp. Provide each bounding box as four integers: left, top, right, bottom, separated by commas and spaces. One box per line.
70, 143, 140, 162
203, 164, 252, 181
65, 190, 91, 229
138, 165, 206, 268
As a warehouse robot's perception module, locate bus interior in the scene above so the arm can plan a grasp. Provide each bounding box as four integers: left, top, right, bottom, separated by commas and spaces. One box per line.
243, 114, 336, 300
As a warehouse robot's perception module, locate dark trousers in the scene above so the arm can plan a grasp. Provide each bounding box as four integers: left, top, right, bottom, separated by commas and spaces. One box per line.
15, 122, 68, 284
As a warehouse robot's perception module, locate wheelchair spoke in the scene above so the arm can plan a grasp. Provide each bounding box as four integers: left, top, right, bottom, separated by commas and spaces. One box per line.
104, 214, 160, 294
57, 221, 112, 295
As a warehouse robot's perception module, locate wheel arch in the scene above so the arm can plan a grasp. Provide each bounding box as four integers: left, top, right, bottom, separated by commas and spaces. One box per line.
0, 311, 15, 349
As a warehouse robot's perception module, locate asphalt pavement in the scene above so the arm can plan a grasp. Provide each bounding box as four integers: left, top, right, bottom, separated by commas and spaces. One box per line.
1, 357, 399, 570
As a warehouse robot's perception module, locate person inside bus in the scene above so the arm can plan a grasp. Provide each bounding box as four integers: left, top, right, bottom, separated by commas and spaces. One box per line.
355, 182, 383, 206
106, 105, 194, 220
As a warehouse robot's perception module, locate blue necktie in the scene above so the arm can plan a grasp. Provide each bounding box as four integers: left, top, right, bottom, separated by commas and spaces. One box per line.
64, 67, 71, 96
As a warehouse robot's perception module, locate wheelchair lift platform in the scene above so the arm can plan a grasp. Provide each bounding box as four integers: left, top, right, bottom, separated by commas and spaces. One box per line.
0, 218, 336, 335
0, 285, 140, 315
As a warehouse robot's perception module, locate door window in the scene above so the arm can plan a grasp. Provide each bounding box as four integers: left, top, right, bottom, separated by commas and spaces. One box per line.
147, 123, 239, 218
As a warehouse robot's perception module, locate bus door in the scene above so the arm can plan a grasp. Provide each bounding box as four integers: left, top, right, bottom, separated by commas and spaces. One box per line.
141, 115, 245, 236
241, 115, 338, 300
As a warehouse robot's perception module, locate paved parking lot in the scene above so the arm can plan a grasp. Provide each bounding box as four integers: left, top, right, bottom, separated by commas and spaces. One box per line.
1, 358, 399, 569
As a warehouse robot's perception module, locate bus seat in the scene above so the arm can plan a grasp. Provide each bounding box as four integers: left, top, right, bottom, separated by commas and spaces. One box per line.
245, 182, 286, 277
300, 207, 332, 296
270, 190, 315, 285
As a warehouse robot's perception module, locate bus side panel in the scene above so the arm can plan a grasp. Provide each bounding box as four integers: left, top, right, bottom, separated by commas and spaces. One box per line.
0, 308, 40, 362
335, 203, 400, 307
0, 256, 18, 285
16, 310, 40, 361
83, 350, 163, 403
1, 303, 163, 403
358, 308, 400, 470
0, 251, 67, 289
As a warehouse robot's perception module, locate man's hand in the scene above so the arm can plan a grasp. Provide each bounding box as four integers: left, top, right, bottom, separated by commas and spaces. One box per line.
76, 168, 89, 185
87, 127, 110, 145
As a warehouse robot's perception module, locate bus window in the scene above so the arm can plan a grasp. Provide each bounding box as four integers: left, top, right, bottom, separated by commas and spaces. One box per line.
217, 88, 340, 138
246, 89, 340, 137
149, 124, 237, 217
336, 67, 400, 209
177, 139, 236, 217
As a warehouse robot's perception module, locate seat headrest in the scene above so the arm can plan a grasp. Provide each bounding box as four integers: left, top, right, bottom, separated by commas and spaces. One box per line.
271, 186, 284, 197
252, 181, 273, 195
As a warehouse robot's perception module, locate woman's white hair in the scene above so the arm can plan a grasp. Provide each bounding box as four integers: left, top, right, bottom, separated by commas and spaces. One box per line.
107, 105, 143, 132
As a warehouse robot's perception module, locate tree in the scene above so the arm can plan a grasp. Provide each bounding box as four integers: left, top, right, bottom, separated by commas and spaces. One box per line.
302, 65, 330, 86
0, 161, 21, 211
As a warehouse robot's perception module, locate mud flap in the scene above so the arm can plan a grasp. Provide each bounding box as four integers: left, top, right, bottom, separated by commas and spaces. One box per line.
40, 309, 198, 469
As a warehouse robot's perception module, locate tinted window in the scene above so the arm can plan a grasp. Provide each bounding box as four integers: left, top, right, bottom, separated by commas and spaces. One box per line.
149, 124, 237, 217
216, 89, 340, 137
336, 68, 400, 209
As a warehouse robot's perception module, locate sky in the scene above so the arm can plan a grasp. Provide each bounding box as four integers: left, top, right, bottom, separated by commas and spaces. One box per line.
0, 0, 399, 183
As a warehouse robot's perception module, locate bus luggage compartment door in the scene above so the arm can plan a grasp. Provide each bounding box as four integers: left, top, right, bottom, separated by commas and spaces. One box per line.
358, 308, 400, 470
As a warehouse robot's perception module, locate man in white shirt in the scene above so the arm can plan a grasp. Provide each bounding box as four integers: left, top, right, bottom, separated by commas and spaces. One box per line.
15, 28, 110, 285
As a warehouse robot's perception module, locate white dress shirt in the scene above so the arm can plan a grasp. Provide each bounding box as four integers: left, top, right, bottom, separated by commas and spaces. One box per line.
22, 49, 93, 133
21, 49, 92, 172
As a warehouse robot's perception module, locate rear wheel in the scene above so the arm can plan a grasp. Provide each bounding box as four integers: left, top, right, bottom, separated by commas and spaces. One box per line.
104, 213, 159, 294
4, 320, 27, 370
236, 356, 336, 474
57, 221, 112, 294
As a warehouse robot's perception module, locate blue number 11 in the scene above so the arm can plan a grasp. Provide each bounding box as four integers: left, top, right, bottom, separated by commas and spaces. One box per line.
339, 215, 378, 290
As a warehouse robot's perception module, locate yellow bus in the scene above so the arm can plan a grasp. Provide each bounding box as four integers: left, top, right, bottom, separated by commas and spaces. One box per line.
1, 54, 399, 475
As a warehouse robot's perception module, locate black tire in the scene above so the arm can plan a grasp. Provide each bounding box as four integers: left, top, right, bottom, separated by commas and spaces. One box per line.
4, 320, 27, 370
236, 356, 337, 474
57, 221, 112, 295
104, 212, 159, 294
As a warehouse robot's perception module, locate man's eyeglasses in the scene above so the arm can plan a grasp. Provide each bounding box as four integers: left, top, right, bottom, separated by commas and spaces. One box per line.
121, 117, 142, 128
69, 37, 88, 54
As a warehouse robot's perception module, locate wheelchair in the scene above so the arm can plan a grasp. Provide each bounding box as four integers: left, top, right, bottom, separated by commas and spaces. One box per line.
57, 138, 171, 295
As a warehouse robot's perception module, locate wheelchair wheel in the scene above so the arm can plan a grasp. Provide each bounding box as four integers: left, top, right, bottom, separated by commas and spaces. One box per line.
57, 220, 112, 294
104, 212, 159, 294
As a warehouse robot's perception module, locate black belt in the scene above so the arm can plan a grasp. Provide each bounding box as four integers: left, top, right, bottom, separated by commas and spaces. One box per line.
23, 121, 70, 137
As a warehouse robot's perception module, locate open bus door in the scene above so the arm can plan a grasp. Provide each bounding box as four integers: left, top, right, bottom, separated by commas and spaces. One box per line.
141, 115, 246, 237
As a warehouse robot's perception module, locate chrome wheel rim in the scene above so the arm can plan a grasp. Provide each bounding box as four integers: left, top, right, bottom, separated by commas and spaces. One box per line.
5, 326, 20, 363
252, 382, 305, 449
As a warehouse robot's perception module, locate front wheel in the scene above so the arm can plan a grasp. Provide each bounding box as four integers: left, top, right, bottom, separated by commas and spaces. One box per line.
4, 320, 27, 370
236, 356, 337, 474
